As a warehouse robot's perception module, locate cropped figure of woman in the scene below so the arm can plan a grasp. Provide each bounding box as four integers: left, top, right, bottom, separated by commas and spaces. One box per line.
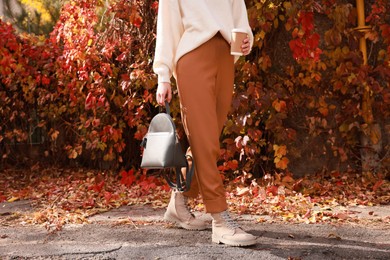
153, 0, 255, 246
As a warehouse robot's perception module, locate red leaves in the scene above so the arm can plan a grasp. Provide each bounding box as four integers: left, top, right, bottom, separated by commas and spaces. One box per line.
129, 5, 143, 28
41, 75, 51, 86
151, 1, 159, 13
85, 92, 96, 110
298, 11, 315, 33
0, 167, 173, 230
89, 180, 105, 193
289, 11, 322, 61
120, 169, 136, 187
116, 52, 127, 62
266, 185, 279, 196
1, 0, 389, 184
218, 160, 239, 172
372, 180, 384, 192
306, 33, 320, 50
0, 192, 6, 203
1, 165, 389, 231
138, 176, 157, 191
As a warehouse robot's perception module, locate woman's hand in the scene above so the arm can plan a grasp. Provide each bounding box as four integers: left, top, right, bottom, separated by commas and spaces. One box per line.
156, 82, 172, 106
241, 36, 251, 56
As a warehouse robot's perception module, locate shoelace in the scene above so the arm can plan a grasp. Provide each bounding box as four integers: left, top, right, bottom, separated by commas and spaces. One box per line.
220, 211, 240, 229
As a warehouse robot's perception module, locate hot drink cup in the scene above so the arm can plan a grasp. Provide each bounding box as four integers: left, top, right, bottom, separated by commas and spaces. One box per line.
231, 29, 247, 55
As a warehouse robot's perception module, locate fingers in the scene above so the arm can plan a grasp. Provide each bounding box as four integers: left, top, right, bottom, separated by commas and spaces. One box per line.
156, 82, 172, 106
157, 92, 167, 106
167, 89, 172, 103
156, 93, 164, 106
241, 36, 251, 56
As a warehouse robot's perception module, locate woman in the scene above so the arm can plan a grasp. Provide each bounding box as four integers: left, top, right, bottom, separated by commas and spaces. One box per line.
153, 0, 255, 247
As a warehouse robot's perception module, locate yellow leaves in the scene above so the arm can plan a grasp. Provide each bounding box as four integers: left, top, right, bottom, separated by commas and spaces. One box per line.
283, 1, 292, 10
258, 30, 266, 40
274, 157, 289, 170
21, 0, 53, 23
7, 197, 19, 203
273, 144, 289, 170
273, 144, 287, 157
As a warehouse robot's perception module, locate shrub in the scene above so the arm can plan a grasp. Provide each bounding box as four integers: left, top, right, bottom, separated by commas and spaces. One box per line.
1, 0, 388, 178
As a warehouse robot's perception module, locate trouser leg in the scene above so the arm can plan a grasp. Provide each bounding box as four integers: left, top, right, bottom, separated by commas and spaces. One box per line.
177, 34, 234, 213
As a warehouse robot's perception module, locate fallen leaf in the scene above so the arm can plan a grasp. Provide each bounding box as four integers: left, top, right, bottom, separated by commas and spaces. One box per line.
328, 233, 342, 240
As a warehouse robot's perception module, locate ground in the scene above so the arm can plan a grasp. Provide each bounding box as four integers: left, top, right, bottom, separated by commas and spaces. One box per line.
0, 200, 389, 259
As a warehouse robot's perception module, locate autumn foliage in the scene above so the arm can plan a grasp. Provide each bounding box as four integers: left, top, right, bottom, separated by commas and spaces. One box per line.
0, 0, 389, 178
0, 0, 389, 230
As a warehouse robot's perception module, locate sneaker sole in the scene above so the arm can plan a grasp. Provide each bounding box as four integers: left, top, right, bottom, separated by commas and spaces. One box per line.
212, 234, 256, 247
164, 214, 208, 231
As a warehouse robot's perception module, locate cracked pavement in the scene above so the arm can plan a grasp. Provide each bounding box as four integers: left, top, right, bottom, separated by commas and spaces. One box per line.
0, 201, 389, 259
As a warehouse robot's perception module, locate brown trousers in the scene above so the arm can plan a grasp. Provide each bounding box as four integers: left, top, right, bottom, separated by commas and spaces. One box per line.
176, 33, 234, 213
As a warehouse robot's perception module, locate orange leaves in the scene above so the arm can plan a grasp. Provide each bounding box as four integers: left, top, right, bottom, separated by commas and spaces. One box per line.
273, 144, 289, 170
65, 145, 83, 159
218, 160, 239, 172
272, 99, 287, 113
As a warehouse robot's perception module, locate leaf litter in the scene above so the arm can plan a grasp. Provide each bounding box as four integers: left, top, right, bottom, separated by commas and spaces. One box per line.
0, 167, 389, 231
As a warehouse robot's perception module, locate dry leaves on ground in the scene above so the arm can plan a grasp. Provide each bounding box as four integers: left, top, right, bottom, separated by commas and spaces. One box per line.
0, 167, 389, 231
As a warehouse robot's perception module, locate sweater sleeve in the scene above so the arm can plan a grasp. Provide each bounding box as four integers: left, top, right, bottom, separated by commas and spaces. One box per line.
153, 0, 183, 83
233, 0, 254, 50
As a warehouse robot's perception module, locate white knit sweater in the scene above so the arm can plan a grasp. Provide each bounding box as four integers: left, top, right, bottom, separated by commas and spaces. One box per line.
153, 0, 254, 83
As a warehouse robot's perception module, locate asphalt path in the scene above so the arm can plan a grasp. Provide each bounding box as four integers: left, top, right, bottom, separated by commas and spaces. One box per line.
0, 201, 389, 259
